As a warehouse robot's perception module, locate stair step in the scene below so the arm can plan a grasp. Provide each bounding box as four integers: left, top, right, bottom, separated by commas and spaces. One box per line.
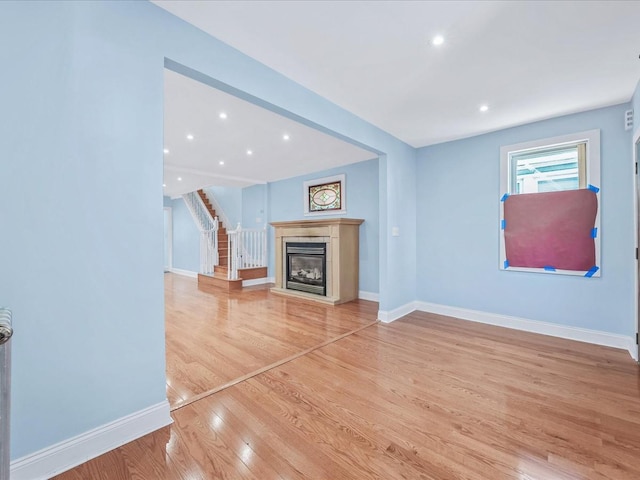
197, 190, 219, 221
196, 190, 234, 268
238, 266, 268, 280
198, 273, 242, 292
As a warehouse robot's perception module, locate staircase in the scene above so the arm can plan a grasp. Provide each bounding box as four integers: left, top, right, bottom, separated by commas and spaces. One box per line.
195, 189, 241, 291
195, 189, 268, 292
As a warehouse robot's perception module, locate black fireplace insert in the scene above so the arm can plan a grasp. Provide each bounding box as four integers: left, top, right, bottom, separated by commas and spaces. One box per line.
286, 242, 327, 296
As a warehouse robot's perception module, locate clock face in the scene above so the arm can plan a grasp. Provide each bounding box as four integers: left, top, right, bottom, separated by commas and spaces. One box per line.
309, 181, 341, 211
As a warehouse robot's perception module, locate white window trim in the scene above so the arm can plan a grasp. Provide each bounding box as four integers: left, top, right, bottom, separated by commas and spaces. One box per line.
499, 129, 601, 277
303, 173, 347, 216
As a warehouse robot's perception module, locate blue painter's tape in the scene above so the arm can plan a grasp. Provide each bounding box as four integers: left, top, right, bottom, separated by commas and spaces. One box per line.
503, 260, 509, 269
584, 266, 599, 278
587, 184, 600, 193
591, 227, 598, 238
543, 266, 556, 271
500, 193, 509, 202
501, 219, 506, 230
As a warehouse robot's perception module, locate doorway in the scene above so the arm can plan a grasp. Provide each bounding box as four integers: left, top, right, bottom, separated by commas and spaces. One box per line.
161, 63, 382, 409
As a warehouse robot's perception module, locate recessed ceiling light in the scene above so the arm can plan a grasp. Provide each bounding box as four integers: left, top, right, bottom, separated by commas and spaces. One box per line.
177, 177, 182, 181
186, 134, 194, 140
247, 149, 253, 155
162, 183, 166, 187
432, 35, 445, 46
283, 134, 290, 141
163, 148, 169, 154
219, 112, 227, 119
219, 161, 225, 165
479, 104, 489, 112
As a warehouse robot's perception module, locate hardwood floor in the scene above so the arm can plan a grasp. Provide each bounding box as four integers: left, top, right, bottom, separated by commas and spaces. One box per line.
55, 303, 640, 479
164, 273, 378, 408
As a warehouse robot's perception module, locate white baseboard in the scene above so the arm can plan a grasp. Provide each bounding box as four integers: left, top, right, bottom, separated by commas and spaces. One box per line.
378, 301, 417, 323
358, 291, 379, 302
626, 338, 639, 362
242, 276, 275, 287
11, 400, 172, 480
415, 301, 637, 359
169, 268, 198, 278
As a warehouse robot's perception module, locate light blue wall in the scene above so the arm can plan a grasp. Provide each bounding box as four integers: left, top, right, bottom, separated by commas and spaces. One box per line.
0, 1, 166, 459
1, 0, 414, 460
242, 184, 268, 230
170, 198, 200, 272
203, 186, 243, 228
416, 103, 634, 336
267, 158, 380, 294
383, 152, 417, 307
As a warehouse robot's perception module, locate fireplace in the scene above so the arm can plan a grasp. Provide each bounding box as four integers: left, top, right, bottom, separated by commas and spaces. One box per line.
286, 242, 327, 296
271, 218, 363, 305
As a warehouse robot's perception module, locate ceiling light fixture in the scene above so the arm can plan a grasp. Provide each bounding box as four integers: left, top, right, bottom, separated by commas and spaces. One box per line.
219, 112, 227, 119
219, 161, 225, 165
177, 177, 182, 181
283, 134, 290, 141
186, 134, 194, 140
162, 183, 166, 187
163, 148, 169, 154
247, 149, 253, 155
479, 105, 489, 112
432, 35, 445, 46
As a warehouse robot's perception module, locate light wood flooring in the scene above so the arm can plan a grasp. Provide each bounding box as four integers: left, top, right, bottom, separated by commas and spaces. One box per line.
165, 273, 378, 408
55, 281, 640, 479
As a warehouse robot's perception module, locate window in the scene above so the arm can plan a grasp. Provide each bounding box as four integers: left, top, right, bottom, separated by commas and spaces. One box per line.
511, 143, 585, 194
303, 174, 347, 216
499, 130, 601, 277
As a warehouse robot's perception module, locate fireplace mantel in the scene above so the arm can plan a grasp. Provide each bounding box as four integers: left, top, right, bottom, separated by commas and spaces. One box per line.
270, 218, 364, 305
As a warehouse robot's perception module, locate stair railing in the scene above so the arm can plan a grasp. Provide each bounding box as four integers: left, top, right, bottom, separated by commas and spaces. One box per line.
182, 191, 219, 273
201, 188, 232, 235
200, 226, 218, 275
0, 308, 13, 480
227, 224, 268, 280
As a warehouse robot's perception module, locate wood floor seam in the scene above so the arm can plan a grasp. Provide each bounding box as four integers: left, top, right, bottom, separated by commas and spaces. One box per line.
170, 320, 379, 412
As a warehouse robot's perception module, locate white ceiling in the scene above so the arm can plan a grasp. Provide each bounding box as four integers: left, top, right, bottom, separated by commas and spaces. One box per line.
158, 0, 640, 196
163, 70, 376, 197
